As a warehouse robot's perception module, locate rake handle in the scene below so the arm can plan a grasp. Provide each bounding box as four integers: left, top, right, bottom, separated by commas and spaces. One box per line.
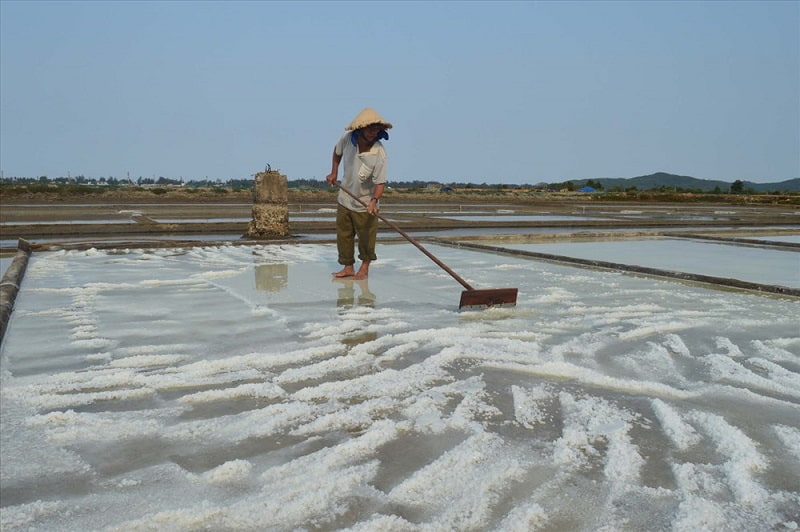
337, 185, 475, 291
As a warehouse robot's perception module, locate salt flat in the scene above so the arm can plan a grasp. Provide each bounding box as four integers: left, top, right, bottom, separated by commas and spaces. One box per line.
501, 238, 800, 288
1, 242, 798, 530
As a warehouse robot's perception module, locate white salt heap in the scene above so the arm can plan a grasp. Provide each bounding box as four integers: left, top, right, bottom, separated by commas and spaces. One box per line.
1, 242, 798, 530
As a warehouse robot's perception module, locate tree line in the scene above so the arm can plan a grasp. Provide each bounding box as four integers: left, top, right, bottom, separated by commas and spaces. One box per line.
0, 175, 780, 195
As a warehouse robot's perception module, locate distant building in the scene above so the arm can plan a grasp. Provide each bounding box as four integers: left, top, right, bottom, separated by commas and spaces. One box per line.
578, 186, 596, 193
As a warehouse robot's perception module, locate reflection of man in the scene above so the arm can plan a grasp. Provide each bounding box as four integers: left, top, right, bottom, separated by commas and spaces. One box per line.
333, 278, 376, 308
333, 278, 378, 347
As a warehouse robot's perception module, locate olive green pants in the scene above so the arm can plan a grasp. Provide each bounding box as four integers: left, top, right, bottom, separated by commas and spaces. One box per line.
336, 204, 378, 265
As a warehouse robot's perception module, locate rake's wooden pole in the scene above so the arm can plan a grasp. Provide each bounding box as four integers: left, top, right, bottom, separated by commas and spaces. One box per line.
337, 185, 518, 308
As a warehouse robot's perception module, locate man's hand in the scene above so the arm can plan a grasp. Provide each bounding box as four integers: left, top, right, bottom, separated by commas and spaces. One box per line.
367, 198, 379, 216
325, 173, 337, 186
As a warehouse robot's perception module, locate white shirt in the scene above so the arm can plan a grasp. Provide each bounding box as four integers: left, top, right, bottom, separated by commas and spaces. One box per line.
334, 132, 387, 212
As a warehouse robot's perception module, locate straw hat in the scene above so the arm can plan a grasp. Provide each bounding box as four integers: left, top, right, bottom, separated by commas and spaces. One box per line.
345, 107, 393, 131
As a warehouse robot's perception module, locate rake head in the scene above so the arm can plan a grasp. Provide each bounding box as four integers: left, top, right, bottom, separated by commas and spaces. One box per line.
459, 288, 518, 310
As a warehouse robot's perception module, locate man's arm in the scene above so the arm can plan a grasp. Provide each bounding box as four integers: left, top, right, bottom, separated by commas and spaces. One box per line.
326, 150, 342, 186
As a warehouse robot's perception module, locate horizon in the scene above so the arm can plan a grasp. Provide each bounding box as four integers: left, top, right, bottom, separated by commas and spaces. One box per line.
1, 1, 798, 184
2, 171, 798, 188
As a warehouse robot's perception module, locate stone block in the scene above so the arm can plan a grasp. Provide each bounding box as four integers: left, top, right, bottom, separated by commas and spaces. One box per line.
245, 169, 290, 238
253, 170, 288, 204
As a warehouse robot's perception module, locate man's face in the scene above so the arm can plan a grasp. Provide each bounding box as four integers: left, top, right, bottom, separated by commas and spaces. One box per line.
360, 124, 384, 142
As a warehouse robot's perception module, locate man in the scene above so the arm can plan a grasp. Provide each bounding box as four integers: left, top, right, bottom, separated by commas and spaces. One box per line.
325, 107, 392, 280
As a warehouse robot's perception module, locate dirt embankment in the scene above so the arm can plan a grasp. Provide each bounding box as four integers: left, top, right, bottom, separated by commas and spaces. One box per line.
1, 185, 798, 207
0, 185, 800, 207
0, 188, 252, 205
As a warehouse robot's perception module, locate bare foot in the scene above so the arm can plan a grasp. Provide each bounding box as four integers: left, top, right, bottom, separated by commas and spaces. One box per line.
354, 264, 369, 280
333, 267, 355, 278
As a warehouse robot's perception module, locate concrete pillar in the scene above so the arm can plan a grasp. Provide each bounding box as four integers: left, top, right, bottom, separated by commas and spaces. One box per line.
245, 170, 290, 238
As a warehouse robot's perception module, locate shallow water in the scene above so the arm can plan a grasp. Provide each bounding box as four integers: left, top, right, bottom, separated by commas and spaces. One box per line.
759, 235, 800, 244
1, 242, 798, 530
151, 218, 253, 224
433, 215, 599, 222
1, 219, 137, 226
7, 226, 797, 251
501, 238, 800, 288
0, 255, 13, 275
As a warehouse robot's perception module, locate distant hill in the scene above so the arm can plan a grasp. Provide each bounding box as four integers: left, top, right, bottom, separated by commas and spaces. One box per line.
591, 172, 800, 193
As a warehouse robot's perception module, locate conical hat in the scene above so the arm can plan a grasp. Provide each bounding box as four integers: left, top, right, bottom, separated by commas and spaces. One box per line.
345, 107, 393, 131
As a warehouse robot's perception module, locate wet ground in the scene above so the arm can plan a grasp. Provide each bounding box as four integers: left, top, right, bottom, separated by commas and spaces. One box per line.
2, 199, 799, 249
1, 199, 799, 530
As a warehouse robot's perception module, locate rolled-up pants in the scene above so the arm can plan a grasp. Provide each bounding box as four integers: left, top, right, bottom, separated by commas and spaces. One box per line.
336, 204, 378, 266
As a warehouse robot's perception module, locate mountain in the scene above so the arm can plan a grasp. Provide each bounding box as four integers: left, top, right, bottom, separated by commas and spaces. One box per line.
591, 172, 800, 192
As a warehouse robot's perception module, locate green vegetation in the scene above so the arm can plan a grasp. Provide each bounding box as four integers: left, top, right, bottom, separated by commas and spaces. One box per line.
1, 172, 798, 200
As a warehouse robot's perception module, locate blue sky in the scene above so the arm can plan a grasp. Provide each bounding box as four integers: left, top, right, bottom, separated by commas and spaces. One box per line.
1, 0, 797, 185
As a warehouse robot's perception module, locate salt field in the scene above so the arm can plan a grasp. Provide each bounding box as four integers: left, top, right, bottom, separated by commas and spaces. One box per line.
1, 240, 799, 530
760, 235, 800, 244
151, 218, 252, 224
500, 238, 800, 289
432, 216, 601, 222
1, 220, 138, 226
